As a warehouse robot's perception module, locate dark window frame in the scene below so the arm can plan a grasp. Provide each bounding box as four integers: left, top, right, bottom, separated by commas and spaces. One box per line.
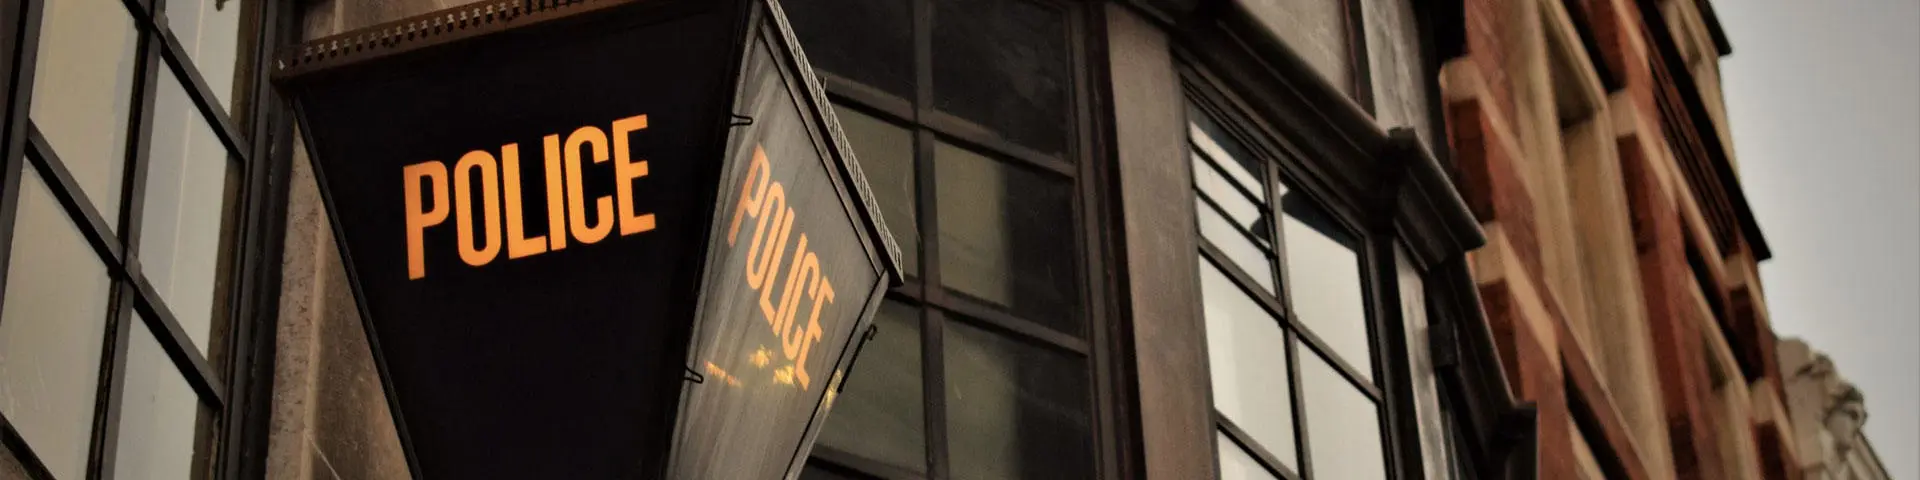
0, 0, 296, 478
1185, 77, 1398, 480
792, 0, 1122, 478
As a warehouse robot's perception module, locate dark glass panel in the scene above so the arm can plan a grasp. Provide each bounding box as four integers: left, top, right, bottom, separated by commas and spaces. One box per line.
944, 320, 1092, 480
931, 0, 1071, 154
834, 105, 920, 278
935, 142, 1080, 334
786, 0, 914, 98
817, 300, 926, 473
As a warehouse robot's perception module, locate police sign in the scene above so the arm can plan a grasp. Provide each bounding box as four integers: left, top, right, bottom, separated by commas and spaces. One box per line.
274, 0, 900, 477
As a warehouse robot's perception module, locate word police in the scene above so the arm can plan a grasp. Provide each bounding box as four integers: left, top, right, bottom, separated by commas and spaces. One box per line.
403, 114, 655, 279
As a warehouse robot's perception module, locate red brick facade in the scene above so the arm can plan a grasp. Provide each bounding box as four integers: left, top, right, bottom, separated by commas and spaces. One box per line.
1441, 0, 1796, 478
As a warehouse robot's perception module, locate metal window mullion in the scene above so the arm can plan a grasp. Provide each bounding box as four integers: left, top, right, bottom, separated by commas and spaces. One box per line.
821, 74, 914, 126
0, 0, 47, 327
936, 299, 1089, 356
917, 110, 1074, 178
1196, 192, 1275, 253
1213, 410, 1299, 480
23, 129, 128, 266
153, 24, 253, 163
223, 1, 294, 476
128, 275, 227, 408
1284, 329, 1313, 479
1197, 239, 1285, 322
84, 16, 163, 477
86, 283, 138, 480
1369, 236, 1427, 480
1289, 321, 1385, 403
1191, 145, 1268, 207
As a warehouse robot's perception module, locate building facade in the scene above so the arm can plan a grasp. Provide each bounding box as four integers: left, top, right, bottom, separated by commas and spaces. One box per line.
0, 0, 1831, 479
1778, 339, 1892, 480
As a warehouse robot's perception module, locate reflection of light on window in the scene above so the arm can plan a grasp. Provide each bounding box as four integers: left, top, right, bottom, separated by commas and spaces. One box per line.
751, 346, 772, 368
773, 365, 796, 386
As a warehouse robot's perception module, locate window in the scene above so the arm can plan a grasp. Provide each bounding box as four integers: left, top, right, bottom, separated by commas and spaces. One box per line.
786, 0, 1103, 478
0, 0, 270, 478
1189, 105, 1390, 480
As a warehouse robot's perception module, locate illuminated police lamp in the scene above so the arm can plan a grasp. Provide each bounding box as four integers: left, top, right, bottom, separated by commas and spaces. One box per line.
272, 0, 901, 477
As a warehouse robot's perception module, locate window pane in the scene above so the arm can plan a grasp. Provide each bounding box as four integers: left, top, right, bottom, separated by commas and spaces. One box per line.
1198, 258, 1295, 468
1218, 432, 1280, 480
1302, 348, 1386, 480
935, 142, 1079, 333
113, 316, 215, 480
944, 320, 1091, 480
1187, 112, 1264, 196
1197, 199, 1275, 293
786, 0, 913, 98
141, 72, 239, 358
1192, 154, 1266, 237
1279, 191, 1372, 380
29, 0, 140, 229
162, 0, 252, 115
0, 169, 113, 480
931, 0, 1071, 154
834, 106, 919, 278
817, 300, 924, 472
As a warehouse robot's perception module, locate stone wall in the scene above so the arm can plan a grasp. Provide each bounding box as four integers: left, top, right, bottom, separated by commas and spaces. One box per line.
263, 2, 491, 480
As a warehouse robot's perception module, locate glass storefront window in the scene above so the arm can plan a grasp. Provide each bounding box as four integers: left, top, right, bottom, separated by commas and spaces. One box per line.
29, 0, 140, 229
0, 169, 115, 480
1218, 432, 1280, 480
1280, 186, 1373, 381
935, 141, 1079, 334
1302, 347, 1387, 480
3, 0, 261, 474
160, 0, 248, 114
816, 300, 925, 472
784, 0, 913, 98
790, 1, 1097, 477
112, 317, 214, 480
943, 319, 1091, 480
930, 0, 1071, 154
1198, 257, 1296, 468
139, 71, 239, 357
834, 106, 919, 278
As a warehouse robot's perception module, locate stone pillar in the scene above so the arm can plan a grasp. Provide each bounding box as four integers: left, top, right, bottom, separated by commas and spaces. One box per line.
264, 2, 490, 479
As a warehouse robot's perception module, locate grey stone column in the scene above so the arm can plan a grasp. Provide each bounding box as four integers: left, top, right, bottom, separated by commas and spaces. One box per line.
265, 2, 489, 479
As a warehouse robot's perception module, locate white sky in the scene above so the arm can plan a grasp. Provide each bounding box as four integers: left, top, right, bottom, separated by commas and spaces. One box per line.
1717, 0, 1920, 477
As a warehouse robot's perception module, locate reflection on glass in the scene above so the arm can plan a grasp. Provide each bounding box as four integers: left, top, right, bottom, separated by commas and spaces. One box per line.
1218, 432, 1280, 480
1302, 348, 1387, 480
1192, 154, 1266, 239
163, 0, 251, 114
1197, 200, 1275, 293
817, 301, 925, 472
113, 317, 213, 480
30, 0, 139, 229
785, 0, 913, 98
931, 0, 1070, 154
834, 106, 919, 278
1187, 112, 1264, 197
141, 72, 238, 359
935, 142, 1079, 333
0, 169, 113, 480
1280, 197, 1372, 381
944, 320, 1091, 480
1198, 258, 1295, 468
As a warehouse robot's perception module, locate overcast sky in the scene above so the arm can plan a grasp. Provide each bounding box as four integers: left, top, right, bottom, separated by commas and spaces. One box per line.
1716, 0, 1919, 477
